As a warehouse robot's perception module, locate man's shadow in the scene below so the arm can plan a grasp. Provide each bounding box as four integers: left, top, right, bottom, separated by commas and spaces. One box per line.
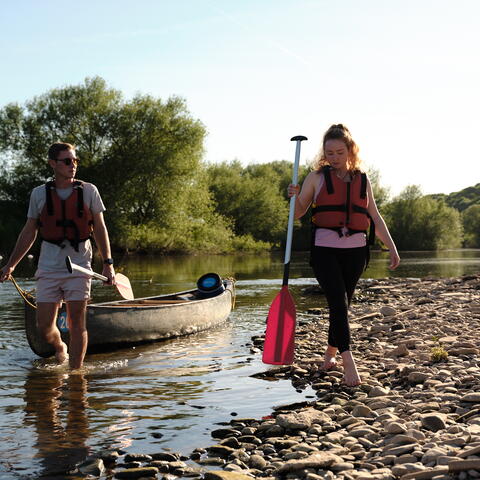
23, 370, 90, 479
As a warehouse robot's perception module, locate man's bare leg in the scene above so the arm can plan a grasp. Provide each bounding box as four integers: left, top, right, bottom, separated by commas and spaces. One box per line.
66, 300, 88, 369
36, 302, 69, 363
322, 344, 338, 370
340, 350, 361, 386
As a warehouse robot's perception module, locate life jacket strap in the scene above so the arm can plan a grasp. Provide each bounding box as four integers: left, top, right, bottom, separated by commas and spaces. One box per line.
73, 181, 84, 218
45, 181, 55, 216
323, 166, 334, 194
311, 204, 347, 215
360, 173, 367, 199
351, 204, 369, 214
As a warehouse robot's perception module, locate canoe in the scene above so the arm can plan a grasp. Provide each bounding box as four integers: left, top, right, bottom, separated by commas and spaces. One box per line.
24, 278, 234, 358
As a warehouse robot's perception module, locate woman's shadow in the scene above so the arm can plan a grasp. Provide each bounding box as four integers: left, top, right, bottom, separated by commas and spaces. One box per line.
23, 369, 90, 479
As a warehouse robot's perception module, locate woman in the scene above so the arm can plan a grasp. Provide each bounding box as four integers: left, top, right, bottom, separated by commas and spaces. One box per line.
288, 124, 400, 386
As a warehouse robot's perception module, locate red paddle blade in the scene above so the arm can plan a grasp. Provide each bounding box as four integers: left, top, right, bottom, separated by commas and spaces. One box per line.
115, 273, 134, 300
262, 285, 296, 365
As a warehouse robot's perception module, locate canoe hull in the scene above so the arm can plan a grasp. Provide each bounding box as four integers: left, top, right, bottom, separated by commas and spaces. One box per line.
25, 280, 234, 358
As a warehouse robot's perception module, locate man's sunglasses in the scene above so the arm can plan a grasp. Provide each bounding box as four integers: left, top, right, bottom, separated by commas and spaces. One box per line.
55, 157, 79, 166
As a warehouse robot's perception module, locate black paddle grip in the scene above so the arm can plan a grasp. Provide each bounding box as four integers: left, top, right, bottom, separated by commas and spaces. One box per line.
290, 135, 308, 142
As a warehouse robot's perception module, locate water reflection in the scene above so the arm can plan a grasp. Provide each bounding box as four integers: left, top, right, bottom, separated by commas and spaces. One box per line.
24, 371, 89, 478
113, 253, 278, 284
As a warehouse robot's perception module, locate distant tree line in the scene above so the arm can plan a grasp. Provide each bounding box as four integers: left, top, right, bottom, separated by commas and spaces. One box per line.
0, 77, 478, 256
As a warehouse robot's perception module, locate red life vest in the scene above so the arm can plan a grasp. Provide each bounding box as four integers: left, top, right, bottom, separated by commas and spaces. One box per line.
311, 167, 371, 235
38, 180, 94, 251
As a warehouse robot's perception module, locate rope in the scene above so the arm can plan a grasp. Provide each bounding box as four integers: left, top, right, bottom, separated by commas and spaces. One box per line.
9, 276, 37, 309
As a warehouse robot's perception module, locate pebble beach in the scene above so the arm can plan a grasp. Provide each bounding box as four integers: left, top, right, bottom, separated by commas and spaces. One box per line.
74, 274, 480, 480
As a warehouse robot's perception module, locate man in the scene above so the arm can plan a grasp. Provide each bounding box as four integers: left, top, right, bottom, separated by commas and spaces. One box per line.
0, 143, 115, 369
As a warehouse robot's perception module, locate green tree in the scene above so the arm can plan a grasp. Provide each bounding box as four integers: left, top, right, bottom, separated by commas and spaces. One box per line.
430, 184, 480, 212
384, 185, 463, 250
366, 166, 390, 212
462, 204, 480, 247
0, 77, 234, 254
206, 160, 291, 245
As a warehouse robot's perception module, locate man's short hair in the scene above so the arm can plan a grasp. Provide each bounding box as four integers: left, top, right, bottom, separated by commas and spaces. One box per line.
47, 142, 75, 161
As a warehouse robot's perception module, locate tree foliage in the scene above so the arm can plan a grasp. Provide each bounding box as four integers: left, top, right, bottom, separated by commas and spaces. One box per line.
384, 185, 463, 250
0, 77, 234, 254
462, 204, 480, 248
206, 160, 308, 245
366, 166, 390, 213
430, 183, 480, 212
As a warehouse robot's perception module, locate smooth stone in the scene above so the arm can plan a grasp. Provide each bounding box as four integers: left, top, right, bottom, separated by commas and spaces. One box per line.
330, 462, 355, 471
207, 445, 236, 457
114, 467, 159, 479
422, 447, 448, 464
211, 428, 242, 439
352, 405, 375, 418
276, 408, 331, 430
461, 393, 480, 403
204, 472, 254, 480
124, 453, 153, 462
421, 413, 447, 432
385, 434, 419, 445
368, 386, 390, 397
386, 344, 409, 357
384, 422, 407, 434
380, 306, 397, 316
383, 444, 417, 456
407, 372, 429, 384
276, 452, 344, 473
151, 452, 179, 462
249, 454, 267, 470
78, 457, 105, 476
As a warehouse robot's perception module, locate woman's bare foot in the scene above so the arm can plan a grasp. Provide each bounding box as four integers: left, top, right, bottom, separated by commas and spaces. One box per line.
322, 345, 338, 370
55, 342, 69, 364
340, 350, 361, 386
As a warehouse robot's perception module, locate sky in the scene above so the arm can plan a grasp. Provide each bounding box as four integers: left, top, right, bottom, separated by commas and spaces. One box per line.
1, 0, 479, 196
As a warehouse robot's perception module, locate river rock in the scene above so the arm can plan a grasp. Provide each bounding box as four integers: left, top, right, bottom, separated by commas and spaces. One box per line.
421, 413, 447, 432
384, 422, 407, 434
114, 467, 159, 478
386, 343, 409, 357
78, 457, 105, 476
380, 306, 397, 316
460, 393, 480, 403
204, 472, 254, 480
276, 452, 344, 473
368, 386, 390, 397
276, 408, 330, 430
407, 372, 429, 384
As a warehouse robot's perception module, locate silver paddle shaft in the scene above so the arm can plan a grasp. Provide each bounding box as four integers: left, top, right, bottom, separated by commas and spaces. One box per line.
65, 255, 127, 287
68, 260, 108, 282
284, 136, 307, 265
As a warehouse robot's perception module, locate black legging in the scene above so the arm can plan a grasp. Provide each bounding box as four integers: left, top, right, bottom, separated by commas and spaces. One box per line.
311, 246, 367, 353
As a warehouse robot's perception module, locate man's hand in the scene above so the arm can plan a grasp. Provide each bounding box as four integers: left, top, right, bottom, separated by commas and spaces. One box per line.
101, 264, 115, 285
0, 265, 14, 283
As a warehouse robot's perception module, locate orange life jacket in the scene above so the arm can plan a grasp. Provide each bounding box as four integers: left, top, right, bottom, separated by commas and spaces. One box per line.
311, 166, 371, 236
38, 180, 94, 251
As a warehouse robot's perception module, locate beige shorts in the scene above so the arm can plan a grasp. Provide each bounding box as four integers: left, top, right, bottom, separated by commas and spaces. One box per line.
35, 275, 92, 303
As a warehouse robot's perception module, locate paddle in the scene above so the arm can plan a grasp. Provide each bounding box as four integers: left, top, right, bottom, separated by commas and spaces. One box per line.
262, 135, 307, 365
65, 256, 134, 300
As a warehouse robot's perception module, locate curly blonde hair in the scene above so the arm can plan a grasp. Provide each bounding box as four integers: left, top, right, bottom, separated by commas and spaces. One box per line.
312, 124, 363, 172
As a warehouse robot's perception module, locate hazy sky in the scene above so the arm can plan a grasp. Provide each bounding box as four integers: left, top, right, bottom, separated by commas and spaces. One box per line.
1, 0, 479, 195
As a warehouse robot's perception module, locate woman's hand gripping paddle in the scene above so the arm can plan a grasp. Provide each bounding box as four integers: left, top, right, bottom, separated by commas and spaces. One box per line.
65, 256, 134, 300
262, 135, 307, 365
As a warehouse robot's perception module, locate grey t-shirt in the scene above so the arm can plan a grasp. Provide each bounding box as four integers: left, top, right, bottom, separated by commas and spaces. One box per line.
28, 182, 106, 275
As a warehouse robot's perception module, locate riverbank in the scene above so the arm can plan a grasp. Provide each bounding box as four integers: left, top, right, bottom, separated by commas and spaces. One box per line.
76, 275, 480, 479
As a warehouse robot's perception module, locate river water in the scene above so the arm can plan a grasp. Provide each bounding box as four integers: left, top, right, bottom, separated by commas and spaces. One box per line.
0, 249, 479, 479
